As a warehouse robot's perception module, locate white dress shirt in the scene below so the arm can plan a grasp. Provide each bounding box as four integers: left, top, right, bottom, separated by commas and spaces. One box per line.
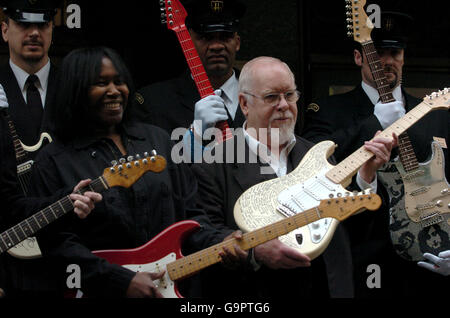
9, 59, 50, 107
220, 71, 239, 120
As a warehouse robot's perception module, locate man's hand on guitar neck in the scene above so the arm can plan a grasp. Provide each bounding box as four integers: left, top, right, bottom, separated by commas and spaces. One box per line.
218, 231, 311, 270
192, 90, 228, 139
69, 179, 103, 219
359, 131, 398, 184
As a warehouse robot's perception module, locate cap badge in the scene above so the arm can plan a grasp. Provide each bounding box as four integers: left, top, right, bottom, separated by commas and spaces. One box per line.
28, 0, 38, 5
211, 0, 224, 14
384, 17, 394, 31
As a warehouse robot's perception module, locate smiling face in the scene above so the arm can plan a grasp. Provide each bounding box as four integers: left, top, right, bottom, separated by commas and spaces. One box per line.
1, 19, 52, 71
87, 57, 129, 132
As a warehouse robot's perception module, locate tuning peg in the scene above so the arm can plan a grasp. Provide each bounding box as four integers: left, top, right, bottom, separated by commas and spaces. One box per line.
328, 193, 334, 198
118, 165, 123, 171
110, 160, 118, 166
151, 150, 157, 156
110, 167, 116, 173
134, 160, 140, 167
119, 158, 126, 164
127, 156, 134, 162
161, 13, 166, 19
347, 31, 353, 37
144, 152, 149, 157
135, 154, 141, 159
159, 0, 164, 6
346, 18, 353, 23
161, 19, 167, 24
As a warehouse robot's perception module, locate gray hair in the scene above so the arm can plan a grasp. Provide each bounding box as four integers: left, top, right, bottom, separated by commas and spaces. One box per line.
238, 56, 295, 93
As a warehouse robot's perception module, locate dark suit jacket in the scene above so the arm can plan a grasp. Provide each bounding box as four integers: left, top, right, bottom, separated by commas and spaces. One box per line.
0, 63, 58, 147
301, 85, 450, 297
132, 70, 246, 135
191, 130, 354, 298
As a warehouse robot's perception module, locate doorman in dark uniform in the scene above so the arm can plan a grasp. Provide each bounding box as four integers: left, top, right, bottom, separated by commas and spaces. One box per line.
301, 11, 450, 297
132, 0, 247, 145
0, 0, 61, 297
0, 0, 60, 147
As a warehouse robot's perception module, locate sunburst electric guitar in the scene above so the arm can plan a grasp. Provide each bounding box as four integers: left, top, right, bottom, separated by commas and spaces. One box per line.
0, 152, 166, 257
74, 191, 380, 298
0, 108, 52, 259
346, 0, 450, 261
233, 88, 449, 260
160, 0, 232, 143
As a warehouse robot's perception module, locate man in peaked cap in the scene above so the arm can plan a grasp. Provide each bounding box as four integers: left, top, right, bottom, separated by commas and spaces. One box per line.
0, 0, 62, 297
132, 0, 247, 153
302, 10, 449, 297
0, 0, 60, 147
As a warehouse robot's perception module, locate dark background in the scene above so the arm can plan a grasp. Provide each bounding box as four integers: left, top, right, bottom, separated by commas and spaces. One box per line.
1, 0, 449, 117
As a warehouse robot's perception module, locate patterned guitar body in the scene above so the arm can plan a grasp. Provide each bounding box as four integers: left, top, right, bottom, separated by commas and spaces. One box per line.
378, 142, 450, 261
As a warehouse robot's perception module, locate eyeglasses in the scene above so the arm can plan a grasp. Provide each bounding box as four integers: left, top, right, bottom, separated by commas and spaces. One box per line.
243, 90, 300, 106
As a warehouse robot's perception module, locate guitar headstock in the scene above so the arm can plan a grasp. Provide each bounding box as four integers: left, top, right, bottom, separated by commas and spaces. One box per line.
422, 88, 450, 110
160, 0, 187, 30
345, 0, 373, 43
319, 190, 381, 221
102, 151, 167, 188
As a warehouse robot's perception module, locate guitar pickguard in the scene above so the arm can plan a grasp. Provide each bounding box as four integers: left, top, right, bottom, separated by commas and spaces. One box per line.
234, 141, 348, 260
123, 253, 177, 298
378, 142, 450, 261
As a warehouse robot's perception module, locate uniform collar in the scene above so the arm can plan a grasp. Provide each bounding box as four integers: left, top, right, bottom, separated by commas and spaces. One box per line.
9, 59, 50, 92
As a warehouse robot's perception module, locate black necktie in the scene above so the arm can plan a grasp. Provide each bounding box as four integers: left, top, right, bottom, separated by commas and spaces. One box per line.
26, 74, 44, 139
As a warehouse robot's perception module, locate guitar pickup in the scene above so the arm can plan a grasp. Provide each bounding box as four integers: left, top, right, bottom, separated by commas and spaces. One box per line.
410, 186, 430, 196
403, 169, 425, 181
17, 160, 34, 175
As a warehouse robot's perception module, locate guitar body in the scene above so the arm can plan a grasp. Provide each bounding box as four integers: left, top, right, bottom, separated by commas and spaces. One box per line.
234, 140, 348, 260
378, 142, 450, 261
89, 220, 201, 298
6, 119, 53, 259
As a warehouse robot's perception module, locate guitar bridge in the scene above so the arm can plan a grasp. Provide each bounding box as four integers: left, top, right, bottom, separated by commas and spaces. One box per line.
419, 212, 444, 228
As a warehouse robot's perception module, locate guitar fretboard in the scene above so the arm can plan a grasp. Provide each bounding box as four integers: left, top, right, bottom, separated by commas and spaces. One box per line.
0, 177, 108, 254
327, 101, 432, 184
172, 24, 232, 142
361, 41, 419, 172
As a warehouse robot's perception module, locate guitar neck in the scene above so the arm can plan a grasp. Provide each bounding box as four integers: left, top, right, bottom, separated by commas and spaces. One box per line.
361, 41, 396, 103
174, 26, 232, 142
3, 112, 29, 164
326, 100, 433, 184
174, 27, 214, 98
167, 205, 326, 281
0, 176, 108, 254
361, 41, 419, 172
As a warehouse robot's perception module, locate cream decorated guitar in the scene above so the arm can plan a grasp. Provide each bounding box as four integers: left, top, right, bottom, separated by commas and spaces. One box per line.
0, 107, 52, 258
346, 0, 450, 261
75, 191, 380, 298
234, 88, 450, 259
1, 152, 166, 258
160, 0, 232, 143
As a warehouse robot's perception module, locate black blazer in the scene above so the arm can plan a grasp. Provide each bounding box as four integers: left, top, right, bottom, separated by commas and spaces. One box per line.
191, 130, 354, 298
0, 63, 58, 147
132, 70, 246, 134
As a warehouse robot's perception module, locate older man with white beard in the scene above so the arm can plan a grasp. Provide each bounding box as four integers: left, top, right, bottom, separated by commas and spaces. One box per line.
190, 56, 396, 298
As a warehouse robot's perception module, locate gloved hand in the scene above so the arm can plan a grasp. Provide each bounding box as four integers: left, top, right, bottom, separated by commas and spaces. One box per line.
373, 100, 405, 129
192, 89, 228, 137
0, 84, 8, 108
417, 250, 450, 276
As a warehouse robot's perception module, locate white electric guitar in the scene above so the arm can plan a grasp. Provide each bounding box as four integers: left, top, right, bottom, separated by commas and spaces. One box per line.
234, 89, 450, 259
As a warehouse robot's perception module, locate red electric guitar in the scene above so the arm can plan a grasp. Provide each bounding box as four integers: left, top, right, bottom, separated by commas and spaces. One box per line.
77, 191, 381, 298
160, 0, 232, 143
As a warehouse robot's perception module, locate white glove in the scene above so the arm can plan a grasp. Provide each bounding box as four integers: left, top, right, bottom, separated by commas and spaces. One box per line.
373, 100, 405, 129
193, 89, 228, 137
0, 84, 8, 108
417, 250, 450, 276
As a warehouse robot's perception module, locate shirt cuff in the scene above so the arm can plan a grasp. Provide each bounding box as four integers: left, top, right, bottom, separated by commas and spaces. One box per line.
247, 248, 262, 271
356, 170, 378, 193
